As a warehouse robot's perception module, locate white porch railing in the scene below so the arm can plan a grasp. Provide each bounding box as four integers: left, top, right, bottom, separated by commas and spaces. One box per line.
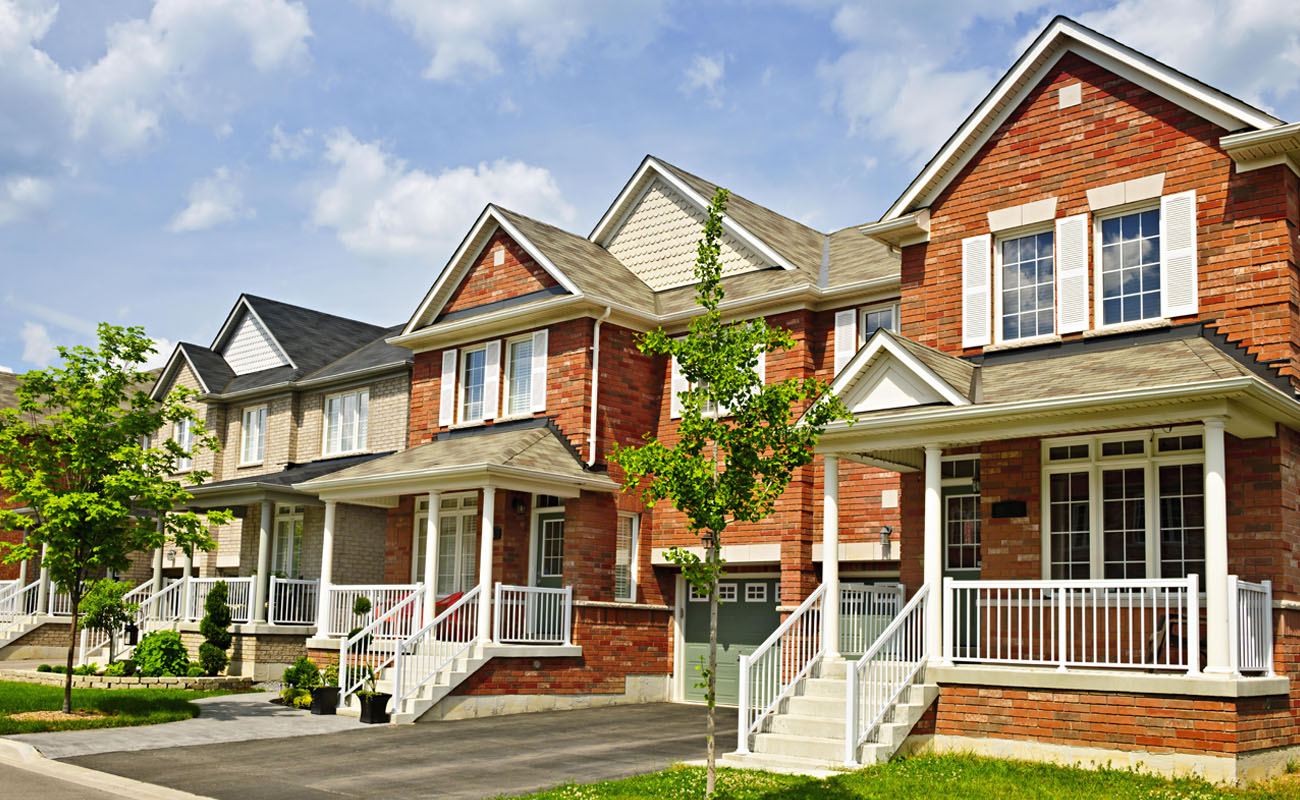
49, 589, 74, 617
944, 576, 1201, 672
1231, 577, 1273, 675
735, 584, 826, 755
325, 584, 420, 637
841, 583, 904, 655
269, 577, 319, 626
0, 582, 40, 642
186, 577, 253, 623
845, 583, 930, 764
493, 584, 573, 645
143, 579, 184, 623
393, 585, 481, 710
339, 586, 426, 706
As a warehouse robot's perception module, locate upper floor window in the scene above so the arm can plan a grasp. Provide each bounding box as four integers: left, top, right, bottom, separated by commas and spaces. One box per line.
324, 388, 368, 456
858, 303, 900, 345
460, 345, 487, 423
173, 418, 194, 472
504, 336, 533, 417
240, 405, 266, 464
997, 230, 1054, 341
1099, 208, 1160, 326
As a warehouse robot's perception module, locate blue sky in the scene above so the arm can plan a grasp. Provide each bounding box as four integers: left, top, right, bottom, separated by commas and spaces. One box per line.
2, 0, 1298, 372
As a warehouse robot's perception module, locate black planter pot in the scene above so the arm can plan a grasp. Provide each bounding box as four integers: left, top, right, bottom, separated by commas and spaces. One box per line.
357, 692, 391, 724
310, 686, 340, 715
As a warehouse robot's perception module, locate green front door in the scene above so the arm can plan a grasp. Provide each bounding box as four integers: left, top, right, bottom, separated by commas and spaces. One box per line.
683, 578, 781, 706
534, 513, 564, 589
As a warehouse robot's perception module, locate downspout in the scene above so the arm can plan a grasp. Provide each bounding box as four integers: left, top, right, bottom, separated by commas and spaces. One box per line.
588, 306, 613, 466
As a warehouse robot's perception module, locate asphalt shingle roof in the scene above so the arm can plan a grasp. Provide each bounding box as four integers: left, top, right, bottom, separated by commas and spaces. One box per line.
187, 452, 394, 496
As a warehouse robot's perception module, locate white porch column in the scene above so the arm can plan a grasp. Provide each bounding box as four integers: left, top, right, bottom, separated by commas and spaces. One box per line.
924, 445, 943, 660
17, 528, 29, 587
422, 491, 441, 625
152, 516, 165, 593
477, 486, 496, 643
181, 549, 195, 620
1204, 418, 1231, 675
315, 500, 337, 637
36, 541, 50, 613
254, 500, 273, 623
823, 455, 841, 659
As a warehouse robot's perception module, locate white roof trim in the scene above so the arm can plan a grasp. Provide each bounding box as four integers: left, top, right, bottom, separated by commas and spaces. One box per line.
402, 206, 582, 336
151, 345, 211, 400
210, 296, 297, 371
589, 157, 799, 273
827, 330, 971, 408
882, 16, 1282, 221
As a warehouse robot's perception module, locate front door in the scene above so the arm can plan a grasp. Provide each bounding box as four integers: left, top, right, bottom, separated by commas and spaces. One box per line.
534, 513, 565, 589
944, 486, 982, 658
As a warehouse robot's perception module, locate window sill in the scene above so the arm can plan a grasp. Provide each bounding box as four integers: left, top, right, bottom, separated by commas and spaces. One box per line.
322, 449, 369, 459
985, 334, 1062, 353
237, 461, 264, 469
1083, 318, 1171, 338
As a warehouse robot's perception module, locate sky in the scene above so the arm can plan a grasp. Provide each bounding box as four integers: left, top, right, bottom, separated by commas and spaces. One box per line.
1, 0, 1298, 373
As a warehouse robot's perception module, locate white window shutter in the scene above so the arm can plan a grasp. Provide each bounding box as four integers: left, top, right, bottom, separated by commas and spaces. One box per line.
833, 309, 857, 374
438, 349, 457, 427
530, 329, 548, 412
1055, 214, 1089, 334
1161, 190, 1198, 318
961, 234, 992, 348
669, 355, 687, 419
483, 340, 501, 420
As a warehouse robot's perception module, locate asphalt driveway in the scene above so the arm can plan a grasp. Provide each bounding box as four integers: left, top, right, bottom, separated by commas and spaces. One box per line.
66, 703, 734, 800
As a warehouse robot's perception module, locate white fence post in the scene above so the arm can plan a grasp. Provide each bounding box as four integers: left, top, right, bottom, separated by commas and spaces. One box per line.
563, 585, 573, 646
267, 576, 278, 626
1227, 574, 1240, 675
78, 626, 89, 667
736, 653, 751, 755
1264, 580, 1275, 676
941, 576, 954, 665
843, 661, 859, 765
1056, 588, 1068, 672
492, 583, 502, 643
1187, 573, 1201, 675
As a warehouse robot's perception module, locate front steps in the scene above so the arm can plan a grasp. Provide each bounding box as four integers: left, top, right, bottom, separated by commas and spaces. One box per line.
339, 643, 494, 723
720, 657, 938, 773
0, 617, 45, 651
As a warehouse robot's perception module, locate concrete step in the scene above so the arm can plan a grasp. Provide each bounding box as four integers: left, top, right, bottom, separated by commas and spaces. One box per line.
800, 677, 847, 699
753, 732, 845, 762
781, 694, 846, 720
818, 659, 849, 680
769, 713, 847, 740
717, 752, 844, 776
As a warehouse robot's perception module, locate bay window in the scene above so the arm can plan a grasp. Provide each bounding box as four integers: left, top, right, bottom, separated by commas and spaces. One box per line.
324, 388, 368, 456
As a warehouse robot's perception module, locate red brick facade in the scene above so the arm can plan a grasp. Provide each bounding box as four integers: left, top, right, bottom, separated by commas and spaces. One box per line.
440, 231, 560, 319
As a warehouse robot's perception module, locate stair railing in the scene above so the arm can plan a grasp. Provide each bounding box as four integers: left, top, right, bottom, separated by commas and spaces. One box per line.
78, 581, 156, 665
735, 583, 825, 755
844, 582, 930, 765
391, 585, 481, 713
339, 586, 426, 707
0, 581, 40, 642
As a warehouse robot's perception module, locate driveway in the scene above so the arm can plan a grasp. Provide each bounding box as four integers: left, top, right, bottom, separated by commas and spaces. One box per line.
66, 703, 734, 800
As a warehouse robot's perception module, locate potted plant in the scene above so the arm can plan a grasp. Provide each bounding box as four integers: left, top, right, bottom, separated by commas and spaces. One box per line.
311, 663, 340, 715
355, 664, 391, 724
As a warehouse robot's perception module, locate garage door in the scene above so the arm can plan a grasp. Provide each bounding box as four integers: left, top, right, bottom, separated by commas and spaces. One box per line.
683, 578, 781, 706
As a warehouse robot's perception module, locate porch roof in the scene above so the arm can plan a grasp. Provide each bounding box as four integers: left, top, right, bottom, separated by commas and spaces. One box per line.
182, 452, 394, 508
817, 324, 1300, 468
293, 419, 618, 504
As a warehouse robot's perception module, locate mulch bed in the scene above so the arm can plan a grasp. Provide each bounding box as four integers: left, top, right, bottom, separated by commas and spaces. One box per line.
7, 710, 110, 722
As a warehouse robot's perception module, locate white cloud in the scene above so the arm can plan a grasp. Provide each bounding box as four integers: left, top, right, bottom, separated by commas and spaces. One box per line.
0, 365, 12, 374
682, 54, 726, 107
269, 123, 313, 160
4, 294, 95, 336
141, 338, 172, 371
0, 174, 52, 224
215, 122, 233, 139
167, 166, 252, 232
311, 129, 576, 259
19, 321, 55, 366
383, 0, 668, 81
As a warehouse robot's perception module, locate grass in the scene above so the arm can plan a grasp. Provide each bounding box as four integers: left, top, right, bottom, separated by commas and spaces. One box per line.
506, 755, 1300, 800
0, 679, 243, 734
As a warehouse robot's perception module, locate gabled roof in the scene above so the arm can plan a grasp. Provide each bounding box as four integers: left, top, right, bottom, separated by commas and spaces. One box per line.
226, 295, 389, 376
826, 329, 974, 414
880, 15, 1284, 221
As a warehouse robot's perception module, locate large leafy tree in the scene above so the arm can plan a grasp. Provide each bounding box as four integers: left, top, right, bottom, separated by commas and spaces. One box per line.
0, 324, 229, 711
614, 189, 850, 796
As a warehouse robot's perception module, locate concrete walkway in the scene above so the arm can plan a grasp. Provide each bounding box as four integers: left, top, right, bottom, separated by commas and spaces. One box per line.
7, 691, 366, 759
68, 703, 734, 800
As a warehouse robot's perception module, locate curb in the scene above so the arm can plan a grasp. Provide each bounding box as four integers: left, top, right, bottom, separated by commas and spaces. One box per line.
0, 736, 214, 799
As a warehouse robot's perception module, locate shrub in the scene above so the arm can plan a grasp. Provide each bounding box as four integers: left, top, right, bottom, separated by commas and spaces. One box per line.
36, 664, 51, 673
282, 656, 320, 690
197, 580, 232, 676
280, 686, 310, 706
51, 665, 67, 674
134, 630, 190, 677
104, 660, 134, 677
73, 663, 99, 676
352, 595, 372, 617
319, 663, 339, 688
292, 692, 313, 709
186, 663, 206, 678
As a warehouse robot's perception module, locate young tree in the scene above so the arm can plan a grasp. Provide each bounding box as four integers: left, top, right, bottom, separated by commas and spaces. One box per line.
0, 324, 230, 712
613, 189, 851, 796
78, 579, 139, 665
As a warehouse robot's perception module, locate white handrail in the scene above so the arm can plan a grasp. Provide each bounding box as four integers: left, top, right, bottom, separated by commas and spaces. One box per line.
326, 584, 420, 637
268, 577, 319, 626
844, 583, 929, 764
143, 579, 184, 623
735, 584, 825, 755
393, 585, 481, 710
0, 581, 40, 640
79, 581, 156, 665
339, 586, 427, 706
493, 584, 572, 645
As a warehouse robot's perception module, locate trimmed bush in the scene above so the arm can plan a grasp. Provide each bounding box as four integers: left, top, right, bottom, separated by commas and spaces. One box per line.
51, 665, 67, 674
134, 630, 190, 677
104, 660, 135, 677
35, 664, 52, 673
282, 656, 320, 690
186, 663, 205, 678
73, 663, 99, 676
198, 580, 232, 676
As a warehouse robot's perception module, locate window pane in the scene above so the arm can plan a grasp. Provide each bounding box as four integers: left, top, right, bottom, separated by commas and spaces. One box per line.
540, 519, 564, 577
1102, 467, 1146, 578
460, 516, 476, 591
615, 515, 635, 599
1100, 210, 1161, 325
1049, 471, 1090, 579
436, 516, 458, 595
508, 340, 533, 416
414, 517, 428, 582
1000, 232, 1054, 339
1159, 464, 1205, 579
357, 390, 369, 450
944, 494, 980, 570
462, 349, 486, 420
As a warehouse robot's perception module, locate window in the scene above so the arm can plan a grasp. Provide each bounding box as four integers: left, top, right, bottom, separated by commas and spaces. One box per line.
539, 518, 564, 578
940, 457, 980, 481
858, 303, 900, 345
272, 504, 304, 578
240, 405, 266, 464
997, 230, 1054, 341
1101, 467, 1146, 579
460, 346, 487, 422
323, 389, 369, 456
1048, 472, 1091, 579
504, 337, 533, 417
173, 418, 194, 472
420, 494, 478, 596
1158, 464, 1205, 579
1048, 443, 1089, 461
614, 513, 639, 602
744, 583, 768, 603
1099, 208, 1160, 325
944, 494, 981, 570
718, 583, 738, 603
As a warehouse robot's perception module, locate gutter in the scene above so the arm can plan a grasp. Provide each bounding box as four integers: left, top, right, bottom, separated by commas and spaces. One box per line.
588, 306, 612, 466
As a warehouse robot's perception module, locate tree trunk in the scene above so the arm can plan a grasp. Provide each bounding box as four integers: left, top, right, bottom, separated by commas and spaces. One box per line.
706, 533, 719, 798
64, 597, 78, 714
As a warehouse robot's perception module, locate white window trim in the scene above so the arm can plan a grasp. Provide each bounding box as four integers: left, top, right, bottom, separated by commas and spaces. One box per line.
1039, 426, 1205, 580
500, 334, 536, 421
239, 404, 267, 466
1091, 201, 1162, 332
992, 223, 1056, 345
416, 492, 479, 596
271, 503, 305, 578
857, 301, 901, 347
458, 344, 489, 425
615, 512, 640, 602
322, 388, 370, 457
173, 418, 194, 473
743, 582, 767, 603
718, 582, 738, 603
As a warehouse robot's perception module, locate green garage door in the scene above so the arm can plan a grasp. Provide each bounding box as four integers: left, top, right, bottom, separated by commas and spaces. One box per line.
683, 578, 781, 706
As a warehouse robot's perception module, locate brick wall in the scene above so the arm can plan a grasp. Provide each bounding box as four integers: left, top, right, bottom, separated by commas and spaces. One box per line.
294, 373, 409, 464
440, 230, 560, 318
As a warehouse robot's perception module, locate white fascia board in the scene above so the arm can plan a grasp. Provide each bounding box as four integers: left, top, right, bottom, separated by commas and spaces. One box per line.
828, 330, 970, 407
403, 206, 497, 337
882, 17, 1281, 221
151, 345, 210, 400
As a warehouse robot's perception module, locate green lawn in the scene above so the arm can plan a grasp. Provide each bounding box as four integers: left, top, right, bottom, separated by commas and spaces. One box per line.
507, 755, 1300, 800
0, 679, 242, 734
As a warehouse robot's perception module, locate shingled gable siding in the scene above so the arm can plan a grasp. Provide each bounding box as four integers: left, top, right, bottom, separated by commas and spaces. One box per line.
438, 230, 562, 319
900, 51, 1299, 382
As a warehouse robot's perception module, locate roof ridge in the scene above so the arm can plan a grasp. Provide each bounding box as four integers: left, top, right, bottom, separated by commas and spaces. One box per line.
650, 156, 826, 235
242, 294, 387, 333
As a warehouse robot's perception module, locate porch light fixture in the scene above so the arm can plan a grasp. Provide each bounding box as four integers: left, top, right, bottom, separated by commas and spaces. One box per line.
879, 526, 893, 560
511, 495, 528, 515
